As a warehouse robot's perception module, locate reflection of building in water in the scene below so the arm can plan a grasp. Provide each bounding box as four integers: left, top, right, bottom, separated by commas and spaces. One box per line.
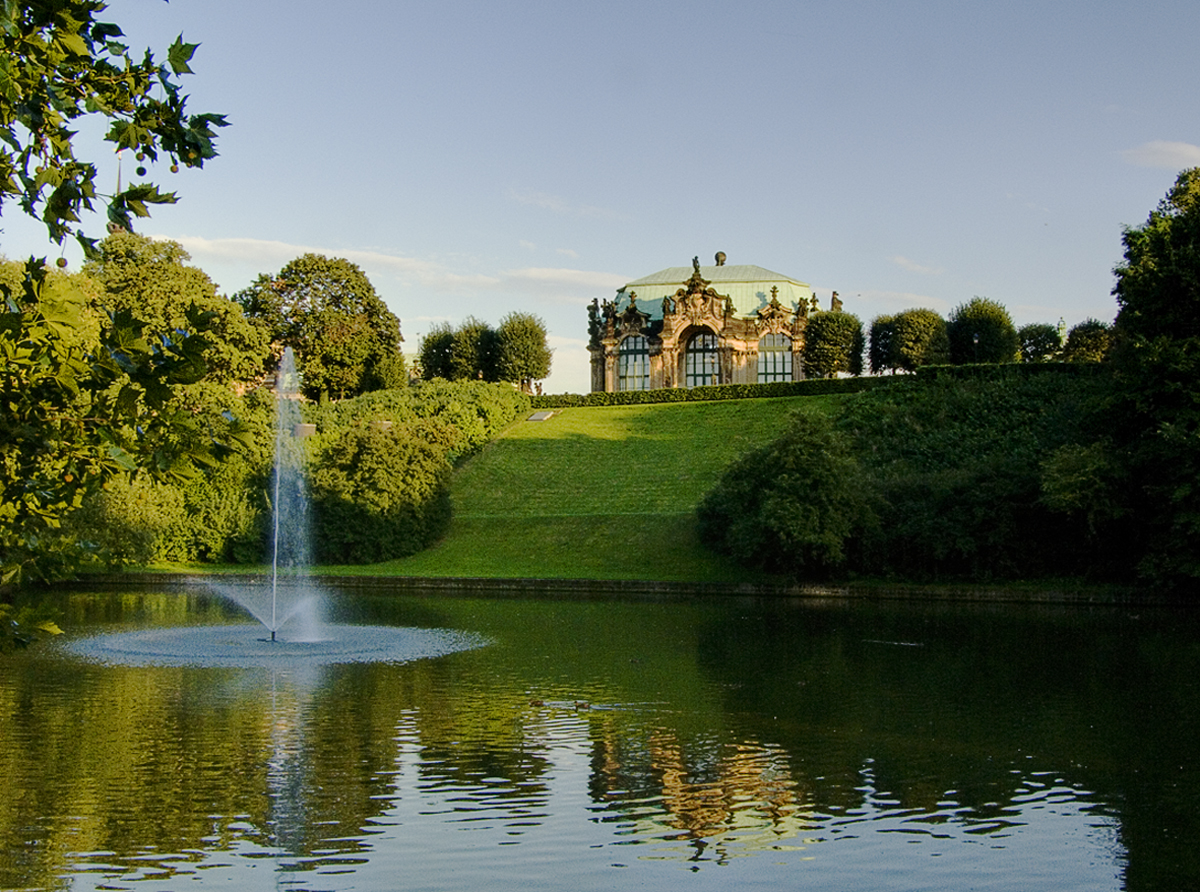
589, 723, 816, 859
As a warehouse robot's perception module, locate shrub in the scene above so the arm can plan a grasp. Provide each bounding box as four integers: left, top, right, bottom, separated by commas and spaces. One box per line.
698, 412, 870, 574
68, 476, 191, 565
309, 425, 453, 563
698, 366, 1112, 581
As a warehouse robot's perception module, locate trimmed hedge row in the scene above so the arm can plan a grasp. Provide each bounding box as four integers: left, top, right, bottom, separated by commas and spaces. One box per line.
531, 377, 892, 409
914, 362, 1108, 382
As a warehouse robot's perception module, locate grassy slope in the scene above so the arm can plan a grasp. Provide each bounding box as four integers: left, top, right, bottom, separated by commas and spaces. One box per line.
332, 395, 842, 581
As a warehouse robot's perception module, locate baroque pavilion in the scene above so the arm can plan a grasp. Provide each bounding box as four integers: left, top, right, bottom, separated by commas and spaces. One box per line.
587, 252, 839, 392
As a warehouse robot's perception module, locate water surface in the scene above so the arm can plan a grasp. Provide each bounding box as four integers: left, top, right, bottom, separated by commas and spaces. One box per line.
1, 585, 1196, 891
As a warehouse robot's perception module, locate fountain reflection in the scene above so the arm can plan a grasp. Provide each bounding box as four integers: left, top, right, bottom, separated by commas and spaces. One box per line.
6, 589, 1184, 891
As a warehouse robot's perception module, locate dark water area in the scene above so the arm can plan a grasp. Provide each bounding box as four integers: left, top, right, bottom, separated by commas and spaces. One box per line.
1, 584, 1198, 891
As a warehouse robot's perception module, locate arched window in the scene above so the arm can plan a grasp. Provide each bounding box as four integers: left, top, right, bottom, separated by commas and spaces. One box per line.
757, 332, 793, 383
618, 336, 649, 391
685, 332, 720, 388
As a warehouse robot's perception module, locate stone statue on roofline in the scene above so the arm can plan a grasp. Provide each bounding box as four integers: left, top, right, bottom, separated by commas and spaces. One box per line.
831, 291, 843, 313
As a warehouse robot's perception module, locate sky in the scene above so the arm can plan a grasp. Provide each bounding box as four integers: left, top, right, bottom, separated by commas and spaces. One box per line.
4, 0, 1200, 393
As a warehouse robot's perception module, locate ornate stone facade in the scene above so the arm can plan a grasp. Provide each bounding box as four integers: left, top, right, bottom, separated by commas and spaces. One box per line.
588, 255, 833, 392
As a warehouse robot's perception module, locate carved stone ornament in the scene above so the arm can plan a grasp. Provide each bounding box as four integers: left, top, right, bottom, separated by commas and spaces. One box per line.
616, 290, 650, 335
671, 259, 730, 324
756, 285, 791, 332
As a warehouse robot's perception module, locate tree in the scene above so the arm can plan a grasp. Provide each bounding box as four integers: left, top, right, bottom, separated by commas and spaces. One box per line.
235, 254, 404, 400
1060, 318, 1112, 363
418, 321, 455, 380
1019, 322, 1062, 362
1101, 168, 1200, 584
0, 0, 226, 251
1113, 167, 1200, 340
0, 4, 231, 590
892, 308, 950, 371
947, 297, 1019, 364
83, 231, 270, 384
803, 311, 863, 378
495, 311, 552, 391
0, 260, 231, 583
868, 314, 896, 374
449, 316, 497, 382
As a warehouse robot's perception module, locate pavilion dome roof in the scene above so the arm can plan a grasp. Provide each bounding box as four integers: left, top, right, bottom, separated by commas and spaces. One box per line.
613, 260, 814, 320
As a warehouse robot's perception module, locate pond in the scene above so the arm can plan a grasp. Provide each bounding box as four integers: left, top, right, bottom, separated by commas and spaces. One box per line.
1, 583, 1197, 891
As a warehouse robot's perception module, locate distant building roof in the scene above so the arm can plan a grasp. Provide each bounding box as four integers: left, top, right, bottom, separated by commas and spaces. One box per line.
614, 262, 814, 320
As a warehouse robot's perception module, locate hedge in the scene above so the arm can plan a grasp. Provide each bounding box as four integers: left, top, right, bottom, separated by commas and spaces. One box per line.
914, 362, 1109, 382
530, 377, 892, 409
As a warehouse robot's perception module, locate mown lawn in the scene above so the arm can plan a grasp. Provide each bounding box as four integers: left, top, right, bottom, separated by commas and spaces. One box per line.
349, 395, 843, 581
145, 395, 844, 582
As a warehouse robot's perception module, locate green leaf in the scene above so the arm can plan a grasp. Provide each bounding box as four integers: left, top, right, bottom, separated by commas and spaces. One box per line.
56, 30, 89, 57
106, 444, 137, 471
167, 35, 197, 75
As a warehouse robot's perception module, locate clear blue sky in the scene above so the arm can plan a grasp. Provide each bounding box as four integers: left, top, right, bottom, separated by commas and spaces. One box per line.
4, 0, 1199, 392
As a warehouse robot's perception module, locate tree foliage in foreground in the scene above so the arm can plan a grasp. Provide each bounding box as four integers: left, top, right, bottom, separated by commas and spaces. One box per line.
1100, 167, 1200, 584
0, 0, 227, 250
1113, 168, 1200, 341
0, 262, 234, 583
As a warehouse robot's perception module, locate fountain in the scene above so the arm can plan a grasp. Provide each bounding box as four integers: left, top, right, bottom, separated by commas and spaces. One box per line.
62, 347, 486, 668
200, 347, 322, 643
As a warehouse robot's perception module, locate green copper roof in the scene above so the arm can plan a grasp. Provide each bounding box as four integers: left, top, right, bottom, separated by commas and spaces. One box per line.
614, 264, 814, 320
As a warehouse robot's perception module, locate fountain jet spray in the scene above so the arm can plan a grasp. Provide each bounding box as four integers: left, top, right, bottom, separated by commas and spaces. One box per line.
206, 347, 323, 640
269, 348, 313, 638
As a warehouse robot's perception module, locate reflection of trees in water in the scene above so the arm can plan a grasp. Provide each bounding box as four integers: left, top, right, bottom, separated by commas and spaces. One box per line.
692, 600, 1200, 891
7, 593, 1200, 892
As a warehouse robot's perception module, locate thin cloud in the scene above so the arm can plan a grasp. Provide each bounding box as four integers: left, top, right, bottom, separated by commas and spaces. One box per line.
1119, 140, 1200, 170
499, 266, 629, 292
890, 255, 944, 276
556, 248, 579, 258
505, 187, 623, 220
166, 235, 499, 291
